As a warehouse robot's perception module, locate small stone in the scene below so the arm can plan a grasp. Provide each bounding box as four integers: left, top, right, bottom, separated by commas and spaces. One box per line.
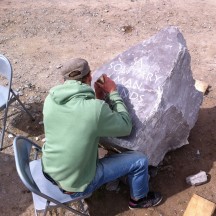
25, 104, 31, 109
8, 134, 14, 138
186, 171, 208, 186
18, 91, 23, 96
56, 64, 63, 69
120, 25, 133, 33
196, 149, 201, 159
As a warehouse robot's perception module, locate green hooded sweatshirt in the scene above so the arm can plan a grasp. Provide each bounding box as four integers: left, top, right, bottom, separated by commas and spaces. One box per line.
42, 80, 132, 192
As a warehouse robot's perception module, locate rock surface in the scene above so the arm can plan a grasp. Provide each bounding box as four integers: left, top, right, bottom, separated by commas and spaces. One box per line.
92, 26, 203, 166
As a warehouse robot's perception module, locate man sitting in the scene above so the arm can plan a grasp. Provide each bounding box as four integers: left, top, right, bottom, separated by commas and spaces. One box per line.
41, 58, 162, 209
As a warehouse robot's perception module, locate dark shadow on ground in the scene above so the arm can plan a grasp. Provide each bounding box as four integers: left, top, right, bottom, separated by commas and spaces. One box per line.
87, 185, 130, 216
0, 102, 44, 150
0, 152, 33, 216
11, 102, 44, 136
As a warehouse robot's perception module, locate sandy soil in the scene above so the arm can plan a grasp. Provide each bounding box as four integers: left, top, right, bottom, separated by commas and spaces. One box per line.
0, 0, 216, 215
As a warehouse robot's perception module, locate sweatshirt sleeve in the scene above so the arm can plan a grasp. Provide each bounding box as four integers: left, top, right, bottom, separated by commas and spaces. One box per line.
97, 91, 132, 137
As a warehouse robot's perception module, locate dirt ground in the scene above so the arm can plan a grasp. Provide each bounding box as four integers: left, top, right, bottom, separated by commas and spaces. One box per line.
1, 0, 216, 215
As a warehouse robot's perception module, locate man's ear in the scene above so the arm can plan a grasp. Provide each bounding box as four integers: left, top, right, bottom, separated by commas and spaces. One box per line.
83, 73, 92, 84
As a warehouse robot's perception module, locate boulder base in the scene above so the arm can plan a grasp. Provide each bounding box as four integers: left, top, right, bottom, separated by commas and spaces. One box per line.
92, 26, 203, 166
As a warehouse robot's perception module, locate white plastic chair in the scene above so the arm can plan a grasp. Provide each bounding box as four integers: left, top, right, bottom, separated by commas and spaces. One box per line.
0, 54, 34, 150
13, 136, 92, 216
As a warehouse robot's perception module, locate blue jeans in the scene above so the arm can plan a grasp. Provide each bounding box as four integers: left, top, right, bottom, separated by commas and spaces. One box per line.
70, 151, 149, 200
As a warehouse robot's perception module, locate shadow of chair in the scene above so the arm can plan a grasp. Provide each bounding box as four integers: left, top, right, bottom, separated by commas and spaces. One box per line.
13, 136, 92, 216
0, 54, 35, 150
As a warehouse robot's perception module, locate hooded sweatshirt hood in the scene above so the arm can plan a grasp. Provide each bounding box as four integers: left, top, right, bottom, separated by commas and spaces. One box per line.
49, 80, 95, 104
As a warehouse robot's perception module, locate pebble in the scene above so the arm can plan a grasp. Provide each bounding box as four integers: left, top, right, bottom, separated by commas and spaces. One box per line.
18, 91, 23, 96
25, 104, 31, 109
56, 64, 63, 69
8, 134, 14, 138
196, 149, 201, 159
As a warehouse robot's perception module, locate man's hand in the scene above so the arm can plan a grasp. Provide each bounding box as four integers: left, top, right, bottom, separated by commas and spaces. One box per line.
96, 74, 117, 93
94, 81, 106, 100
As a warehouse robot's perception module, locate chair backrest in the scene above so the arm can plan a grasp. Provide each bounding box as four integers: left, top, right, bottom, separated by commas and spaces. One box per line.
0, 54, 12, 82
13, 136, 42, 195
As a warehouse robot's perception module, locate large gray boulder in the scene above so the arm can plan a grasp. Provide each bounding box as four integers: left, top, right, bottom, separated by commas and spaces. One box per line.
92, 26, 203, 166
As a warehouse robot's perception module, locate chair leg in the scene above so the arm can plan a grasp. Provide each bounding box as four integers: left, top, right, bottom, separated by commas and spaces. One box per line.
34, 208, 39, 216
50, 200, 89, 216
61, 203, 89, 216
78, 199, 90, 215
43, 200, 50, 216
0, 104, 9, 150
11, 89, 35, 121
